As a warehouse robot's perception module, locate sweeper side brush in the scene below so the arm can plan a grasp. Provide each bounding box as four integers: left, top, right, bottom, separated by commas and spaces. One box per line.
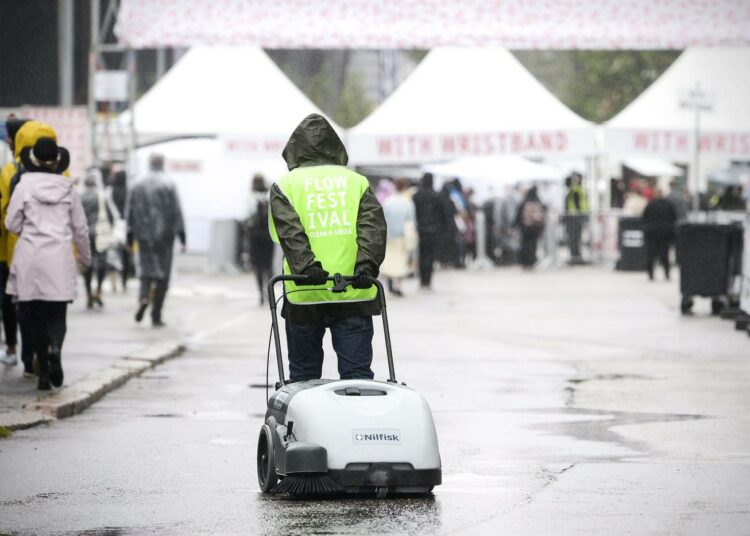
257, 274, 442, 499
272, 474, 343, 496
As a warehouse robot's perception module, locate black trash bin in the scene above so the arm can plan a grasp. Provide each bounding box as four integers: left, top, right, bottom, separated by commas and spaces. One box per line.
676, 222, 743, 315
616, 217, 648, 271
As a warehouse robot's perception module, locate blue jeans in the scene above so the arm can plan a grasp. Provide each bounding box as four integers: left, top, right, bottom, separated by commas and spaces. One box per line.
285, 316, 374, 381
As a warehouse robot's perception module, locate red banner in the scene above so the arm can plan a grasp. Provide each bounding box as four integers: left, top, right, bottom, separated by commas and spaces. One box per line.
349, 129, 594, 165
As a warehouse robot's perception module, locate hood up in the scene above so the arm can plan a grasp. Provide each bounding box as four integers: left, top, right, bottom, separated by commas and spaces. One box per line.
28, 173, 74, 205
6, 119, 28, 147
282, 114, 347, 171
14, 121, 57, 159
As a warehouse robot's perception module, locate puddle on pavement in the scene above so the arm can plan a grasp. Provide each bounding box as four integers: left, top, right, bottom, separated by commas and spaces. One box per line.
563, 372, 658, 407
209, 437, 252, 446
254, 495, 441, 535
567, 373, 655, 384
76, 525, 188, 535
76, 528, 129, 536
0, 491, 65, 507
528, 406, 706, 459
142, 411, 262, 420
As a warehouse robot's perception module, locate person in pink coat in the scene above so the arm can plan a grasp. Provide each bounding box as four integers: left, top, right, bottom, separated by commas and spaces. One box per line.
5, 137, 91, 390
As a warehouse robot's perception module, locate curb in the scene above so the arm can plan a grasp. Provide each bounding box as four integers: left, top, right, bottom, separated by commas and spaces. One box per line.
4, 340, 186, 427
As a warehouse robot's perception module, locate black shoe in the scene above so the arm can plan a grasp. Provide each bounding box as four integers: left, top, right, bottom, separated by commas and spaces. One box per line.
49, 353, 63, 388
135, 302, 148, 323
152, 319, 166, 328
38, 372, 51, 391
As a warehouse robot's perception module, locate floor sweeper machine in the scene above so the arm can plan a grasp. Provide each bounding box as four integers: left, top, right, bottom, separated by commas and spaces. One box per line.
257, 273, 441, 498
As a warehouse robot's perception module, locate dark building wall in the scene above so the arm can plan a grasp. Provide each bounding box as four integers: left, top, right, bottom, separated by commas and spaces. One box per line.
0, 1, 60, 106
73, 0, 90, 104
0, 1, 91, 107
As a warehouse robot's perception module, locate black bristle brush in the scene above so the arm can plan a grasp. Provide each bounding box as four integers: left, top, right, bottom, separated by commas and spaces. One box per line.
272, 473, 343, 496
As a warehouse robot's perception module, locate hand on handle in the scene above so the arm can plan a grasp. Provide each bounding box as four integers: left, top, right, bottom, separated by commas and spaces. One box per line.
300, 266, 329, 286
351, 269, 374, 289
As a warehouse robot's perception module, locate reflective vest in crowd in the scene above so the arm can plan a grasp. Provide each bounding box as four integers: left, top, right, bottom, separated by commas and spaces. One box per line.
566, 185, 590, 215
270, 165, 377, 305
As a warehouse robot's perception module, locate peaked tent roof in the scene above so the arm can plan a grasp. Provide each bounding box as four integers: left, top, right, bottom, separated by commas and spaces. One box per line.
348, 48, 595, 165
130, 46, 339, 156
604, 48, 750, 160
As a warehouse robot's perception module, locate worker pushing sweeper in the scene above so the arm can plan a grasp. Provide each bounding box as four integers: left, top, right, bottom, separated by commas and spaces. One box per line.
269, 113, 387, 382
260, 114, 441, 497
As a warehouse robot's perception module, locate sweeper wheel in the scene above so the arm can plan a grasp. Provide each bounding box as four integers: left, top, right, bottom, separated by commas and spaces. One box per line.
257, 424, 278, 493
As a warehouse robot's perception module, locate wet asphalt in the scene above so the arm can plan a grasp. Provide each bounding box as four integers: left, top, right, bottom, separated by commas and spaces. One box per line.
1, 266, 749, 535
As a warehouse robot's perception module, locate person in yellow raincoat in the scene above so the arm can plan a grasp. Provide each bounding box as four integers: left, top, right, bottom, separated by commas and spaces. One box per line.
0, 117, 26, 368
0, 119, 60, 376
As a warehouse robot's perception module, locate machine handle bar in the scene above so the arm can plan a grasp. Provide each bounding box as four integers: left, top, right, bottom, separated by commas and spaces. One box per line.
267, 274, 396, 386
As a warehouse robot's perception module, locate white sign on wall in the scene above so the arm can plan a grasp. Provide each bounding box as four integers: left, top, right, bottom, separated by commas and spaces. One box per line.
94, 71, 130, 102
678, 87, 715, 113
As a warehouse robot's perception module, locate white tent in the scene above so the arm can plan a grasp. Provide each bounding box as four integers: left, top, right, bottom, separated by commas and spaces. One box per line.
127, 46, 341, 253
348, 48, 595, 165
134, 138, 288, 253
130, 46, 338, 156
604, 48, 750, 164
422, 155, 566, 202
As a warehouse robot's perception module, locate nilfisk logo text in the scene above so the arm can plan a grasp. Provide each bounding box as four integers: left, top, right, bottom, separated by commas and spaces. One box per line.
360, 433, 399, 441
352, 429, 402, 445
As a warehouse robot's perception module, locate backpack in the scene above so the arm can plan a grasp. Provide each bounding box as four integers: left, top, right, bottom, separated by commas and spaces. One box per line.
522, 200, 545, 228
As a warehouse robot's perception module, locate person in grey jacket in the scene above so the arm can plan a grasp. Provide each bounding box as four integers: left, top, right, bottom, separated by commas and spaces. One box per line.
126, 154, 185, 327
80, 168, 114, 309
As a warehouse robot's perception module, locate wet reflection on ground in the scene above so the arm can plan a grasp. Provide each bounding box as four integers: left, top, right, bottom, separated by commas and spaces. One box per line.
255, 495, 441, 535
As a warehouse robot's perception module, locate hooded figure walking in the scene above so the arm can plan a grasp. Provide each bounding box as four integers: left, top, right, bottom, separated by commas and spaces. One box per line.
0, 117, 28, 367
126, 154, 185, 327
269, 114, 386, 381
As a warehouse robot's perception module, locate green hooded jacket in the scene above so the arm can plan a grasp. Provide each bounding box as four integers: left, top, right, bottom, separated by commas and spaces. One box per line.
270, 114, 386, 323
